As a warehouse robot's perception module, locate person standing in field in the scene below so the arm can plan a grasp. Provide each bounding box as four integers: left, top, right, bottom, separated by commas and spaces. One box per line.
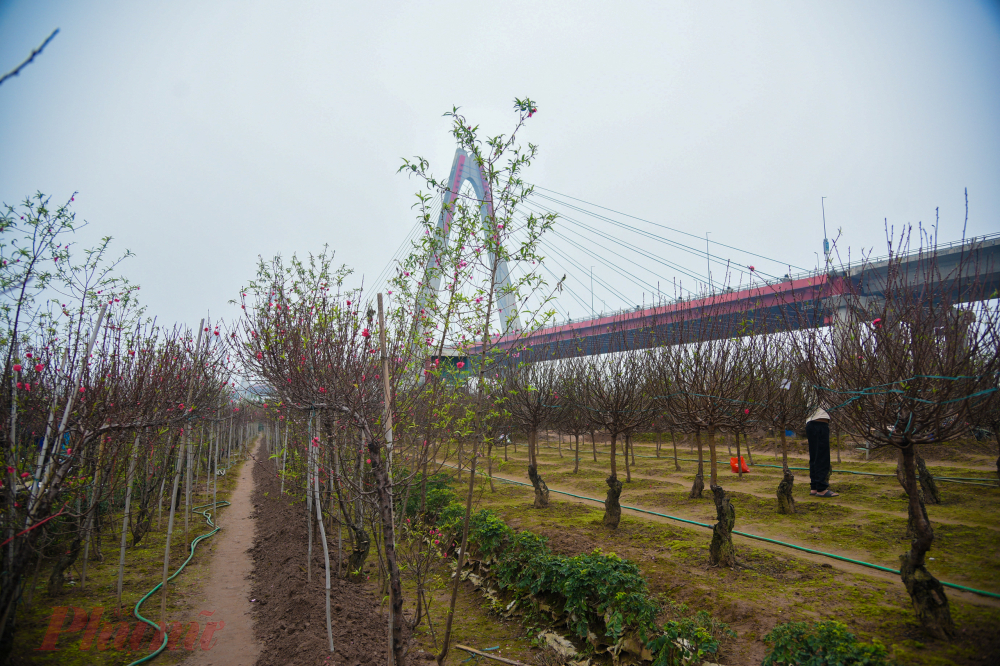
806, 407, 838, 497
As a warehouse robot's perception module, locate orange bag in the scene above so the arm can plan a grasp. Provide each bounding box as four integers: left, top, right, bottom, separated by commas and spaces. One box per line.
729, 456, 749, 473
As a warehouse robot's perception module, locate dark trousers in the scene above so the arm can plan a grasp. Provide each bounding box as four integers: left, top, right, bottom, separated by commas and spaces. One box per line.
806, 420, 831, 492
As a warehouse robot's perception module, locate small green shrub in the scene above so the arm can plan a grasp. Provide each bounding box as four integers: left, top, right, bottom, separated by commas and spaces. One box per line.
435, 502, 465, 534
461, 508, 659, 643
404, 473, 456, 519
646, 607, 734, 666
763, 621, 896, 666
426, 500, 727, 651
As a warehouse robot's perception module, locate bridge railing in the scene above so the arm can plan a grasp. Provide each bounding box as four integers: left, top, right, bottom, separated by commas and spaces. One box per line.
545, 232, 1000, 331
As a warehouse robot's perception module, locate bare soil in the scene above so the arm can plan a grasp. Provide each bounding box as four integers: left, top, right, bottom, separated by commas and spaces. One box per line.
181, 448, 260, 666
248, 443, 405, 666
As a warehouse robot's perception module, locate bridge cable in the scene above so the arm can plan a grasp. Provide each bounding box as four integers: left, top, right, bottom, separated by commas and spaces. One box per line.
531, 187, 810, 272
537, 234, 638, 308
525, 200, 713, 290
530, 195, 787, 284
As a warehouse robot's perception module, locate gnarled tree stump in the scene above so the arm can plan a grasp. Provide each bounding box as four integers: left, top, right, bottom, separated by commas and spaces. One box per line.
604, 475, 623, 528
709, 485, 736, 567
777, 468, 796, 514
900, 552, 955, 639
528, 464, 550, 508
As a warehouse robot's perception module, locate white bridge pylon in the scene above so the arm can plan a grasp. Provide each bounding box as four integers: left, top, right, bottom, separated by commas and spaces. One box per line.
423, 148, 521, 336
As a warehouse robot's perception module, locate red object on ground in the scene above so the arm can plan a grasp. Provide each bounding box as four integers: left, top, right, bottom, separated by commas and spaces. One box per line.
730, 457, 750, 473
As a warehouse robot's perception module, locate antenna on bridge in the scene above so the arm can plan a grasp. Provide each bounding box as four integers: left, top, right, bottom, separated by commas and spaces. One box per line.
821, 197, 830, 271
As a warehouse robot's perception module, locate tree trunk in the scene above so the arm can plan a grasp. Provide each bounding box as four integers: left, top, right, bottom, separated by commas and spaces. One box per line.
624, 432, 631, 483
591, 430, 597, 462
609, 432, 617, 479
603, 432, 623, 527
671, 430, 680, 471
896, 451, 930, 537
707, 426, 718, 487
776, 428, 795, 513
736, 433, 743, 481
993, 426, 999, 484
604, 475, 623, 529
527, 465, 550, 508
744, 432, 754, 466
708, 485, 736, 567
690, 431, 704, 498
573, 434, 580, 473
366, 428, 403, 663
343, 521, 369, 572
899, 444, 955, 639
47, 533, 82, 597
777, 468, 796, 514
436, 433, 479, 666
916, 450, 941, 504
486, 441, 495, 493
528, 427, 549, 507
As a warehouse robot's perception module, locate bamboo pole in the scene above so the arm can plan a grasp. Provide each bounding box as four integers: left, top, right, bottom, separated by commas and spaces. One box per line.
307, 410, 314, 584
81, 436, 108, 589
156, 474, 165, 531
280, 421, 289, 495
161, 322, 204, 628
455, 645, 528, 666
378, 294, 396, 666
117, 433, 141, 615
334, 424, 342, 579
212, 426, 219, 529
184, 319, 205, 544
313, 412, 335, 652
160, 440, 183, 627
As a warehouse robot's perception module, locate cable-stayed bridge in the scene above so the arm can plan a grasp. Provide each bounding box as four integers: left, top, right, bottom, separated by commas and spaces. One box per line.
371, 149, 1000, 361
483, 234, 1000, 361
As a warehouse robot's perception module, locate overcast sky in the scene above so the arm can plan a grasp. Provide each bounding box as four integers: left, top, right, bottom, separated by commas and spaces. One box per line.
1, 1, 998, 329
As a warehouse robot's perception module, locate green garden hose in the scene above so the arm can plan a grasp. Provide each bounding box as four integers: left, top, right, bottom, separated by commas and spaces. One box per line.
127, 451, 242, 665
539, 444, 998, 486
747, 462, 996, 485
450, 462, 1000, 600
127, 499, 230, 666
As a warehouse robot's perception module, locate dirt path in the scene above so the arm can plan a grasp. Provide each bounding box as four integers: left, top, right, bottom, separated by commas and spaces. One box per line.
181, 454, 260, 666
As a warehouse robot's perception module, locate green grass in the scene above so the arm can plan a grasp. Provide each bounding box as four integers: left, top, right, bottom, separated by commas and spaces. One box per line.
440, 441, 1000, 665
10, 457, 245, 665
